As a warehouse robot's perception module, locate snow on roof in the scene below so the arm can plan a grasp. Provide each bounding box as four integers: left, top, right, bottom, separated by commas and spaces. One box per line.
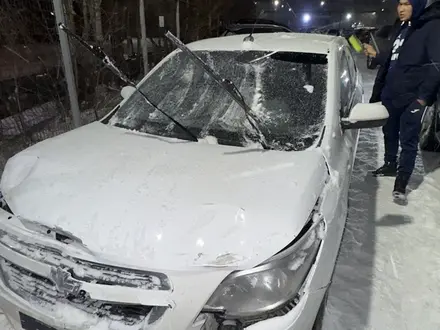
187, 32, 341, 55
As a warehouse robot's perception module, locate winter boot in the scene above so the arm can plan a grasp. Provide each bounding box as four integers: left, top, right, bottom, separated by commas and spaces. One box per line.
392, 173, 410, 201
372, 162, 397, 177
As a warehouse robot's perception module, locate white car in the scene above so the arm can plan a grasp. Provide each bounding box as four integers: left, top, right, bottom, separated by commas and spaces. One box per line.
0, 33, 388, 330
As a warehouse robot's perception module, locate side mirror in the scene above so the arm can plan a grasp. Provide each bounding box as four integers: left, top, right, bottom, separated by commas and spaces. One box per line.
121, 86, 136, 100
341, 102, 389, 130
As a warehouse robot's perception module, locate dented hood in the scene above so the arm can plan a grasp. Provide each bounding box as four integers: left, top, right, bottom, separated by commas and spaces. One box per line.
0, 122, 328, 271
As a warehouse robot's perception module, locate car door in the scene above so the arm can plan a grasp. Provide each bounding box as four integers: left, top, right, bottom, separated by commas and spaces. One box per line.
311, 46, 362, 292
323, 47, 361, 205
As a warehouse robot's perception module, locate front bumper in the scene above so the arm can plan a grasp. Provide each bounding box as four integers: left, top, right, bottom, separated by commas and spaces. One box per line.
0, 199, 343, 330
0, 276, 328, 330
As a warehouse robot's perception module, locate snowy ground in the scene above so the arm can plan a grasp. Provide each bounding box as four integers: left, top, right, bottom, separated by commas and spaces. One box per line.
1, 58, 440, 330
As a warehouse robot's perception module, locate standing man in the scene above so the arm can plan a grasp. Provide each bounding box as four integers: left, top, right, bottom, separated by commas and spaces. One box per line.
363, 0, 440, 201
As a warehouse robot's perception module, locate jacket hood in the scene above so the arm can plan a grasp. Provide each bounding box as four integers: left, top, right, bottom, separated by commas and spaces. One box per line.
417, 0, 440, 24
408, 0, 428, 19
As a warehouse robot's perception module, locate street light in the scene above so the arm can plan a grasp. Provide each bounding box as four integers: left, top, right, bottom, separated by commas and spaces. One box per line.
274, 0, 280, 6
303, 13, 311, 23
346, 13, 353, 20
320, 1, 325, 6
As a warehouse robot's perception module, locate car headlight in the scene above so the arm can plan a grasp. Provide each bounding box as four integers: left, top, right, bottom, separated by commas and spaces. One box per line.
204, 216, 325, 319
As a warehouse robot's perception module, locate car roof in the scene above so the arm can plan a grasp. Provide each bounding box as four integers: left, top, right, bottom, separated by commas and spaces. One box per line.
187, 32, 342, 55
227, 24, 292, 32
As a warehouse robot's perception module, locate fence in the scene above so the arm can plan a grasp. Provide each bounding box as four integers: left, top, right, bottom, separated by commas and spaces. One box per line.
0, 0, 258, 175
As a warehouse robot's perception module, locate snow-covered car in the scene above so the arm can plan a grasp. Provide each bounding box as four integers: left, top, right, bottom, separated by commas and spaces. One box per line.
0, 33, 389, 330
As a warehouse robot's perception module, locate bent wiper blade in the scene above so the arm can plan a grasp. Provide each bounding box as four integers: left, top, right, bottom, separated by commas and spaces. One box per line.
58, 23, 198, 142
165, 31, 269, 150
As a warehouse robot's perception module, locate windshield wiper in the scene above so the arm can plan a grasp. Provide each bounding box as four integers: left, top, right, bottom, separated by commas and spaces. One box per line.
165, 31, 269, 150
57, 24, 198, 142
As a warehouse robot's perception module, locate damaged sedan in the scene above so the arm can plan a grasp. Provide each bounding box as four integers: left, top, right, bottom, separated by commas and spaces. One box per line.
0, 32, 388, 330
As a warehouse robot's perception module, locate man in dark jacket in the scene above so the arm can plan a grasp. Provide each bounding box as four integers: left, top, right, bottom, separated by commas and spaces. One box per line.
364, 0, 440, 199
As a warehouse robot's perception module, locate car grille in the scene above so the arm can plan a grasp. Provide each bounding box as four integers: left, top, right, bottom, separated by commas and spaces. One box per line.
0, 258, 153, 326
0, 230, 171, 326
0, 229, 171, 291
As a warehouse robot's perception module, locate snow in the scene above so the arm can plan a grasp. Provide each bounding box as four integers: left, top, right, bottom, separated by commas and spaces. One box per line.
242, 40, 254, 50
198, 135, 218, 145
303, 85, 314, 94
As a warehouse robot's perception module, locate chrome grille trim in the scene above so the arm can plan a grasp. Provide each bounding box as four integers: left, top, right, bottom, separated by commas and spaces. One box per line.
0, 257, 154, 326
0, 229, 171, 291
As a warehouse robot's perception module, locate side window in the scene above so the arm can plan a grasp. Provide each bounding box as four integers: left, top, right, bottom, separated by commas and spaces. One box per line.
340, 51, 356, 117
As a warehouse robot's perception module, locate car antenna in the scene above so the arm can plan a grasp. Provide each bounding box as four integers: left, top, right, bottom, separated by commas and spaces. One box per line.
243, 9, 265, 43
57, 23, 199, 142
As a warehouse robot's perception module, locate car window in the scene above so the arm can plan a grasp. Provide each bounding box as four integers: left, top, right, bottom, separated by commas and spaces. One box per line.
110, 51, 328, 152
340, 51, 356, 117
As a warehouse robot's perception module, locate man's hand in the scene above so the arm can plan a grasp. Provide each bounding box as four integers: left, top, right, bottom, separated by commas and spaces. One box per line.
417, 99, 427, 106
363, 43, 377, 57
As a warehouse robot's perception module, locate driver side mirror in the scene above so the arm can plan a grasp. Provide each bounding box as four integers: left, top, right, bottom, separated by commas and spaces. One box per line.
121, 86, 136, 100
341, 102, 389, 130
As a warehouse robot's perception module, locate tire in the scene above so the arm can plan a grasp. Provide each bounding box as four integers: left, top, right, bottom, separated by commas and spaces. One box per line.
420, 103, 440, 152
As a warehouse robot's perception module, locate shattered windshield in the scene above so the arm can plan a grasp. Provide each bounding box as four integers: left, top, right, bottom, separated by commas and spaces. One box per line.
109, 50, 328, 151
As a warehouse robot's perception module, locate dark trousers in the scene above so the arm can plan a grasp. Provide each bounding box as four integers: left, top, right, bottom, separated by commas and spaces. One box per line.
382, 100, 427, 176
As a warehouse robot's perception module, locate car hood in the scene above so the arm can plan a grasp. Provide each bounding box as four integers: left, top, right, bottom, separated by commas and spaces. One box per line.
0, 122, 328, 271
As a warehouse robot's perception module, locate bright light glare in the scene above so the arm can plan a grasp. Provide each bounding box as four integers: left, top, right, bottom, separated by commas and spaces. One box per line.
346, 13, 353, 20
274, 0, 280, 6
320, 1, 325, 6
303, 13, 311, 23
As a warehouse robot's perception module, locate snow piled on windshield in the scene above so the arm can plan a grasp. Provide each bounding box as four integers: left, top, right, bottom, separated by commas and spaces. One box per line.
110, 50, 327, 152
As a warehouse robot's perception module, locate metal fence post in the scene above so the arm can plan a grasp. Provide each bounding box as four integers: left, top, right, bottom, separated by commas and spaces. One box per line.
53, 0, 81, 128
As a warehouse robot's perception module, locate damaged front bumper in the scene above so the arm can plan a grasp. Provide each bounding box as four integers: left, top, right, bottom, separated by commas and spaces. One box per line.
0, 212, 174, 330
0, 203, 335, 330
0, 208, 231, 330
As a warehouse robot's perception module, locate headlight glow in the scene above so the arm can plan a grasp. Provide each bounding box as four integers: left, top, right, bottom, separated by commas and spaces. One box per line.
205, 218, 325, 319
